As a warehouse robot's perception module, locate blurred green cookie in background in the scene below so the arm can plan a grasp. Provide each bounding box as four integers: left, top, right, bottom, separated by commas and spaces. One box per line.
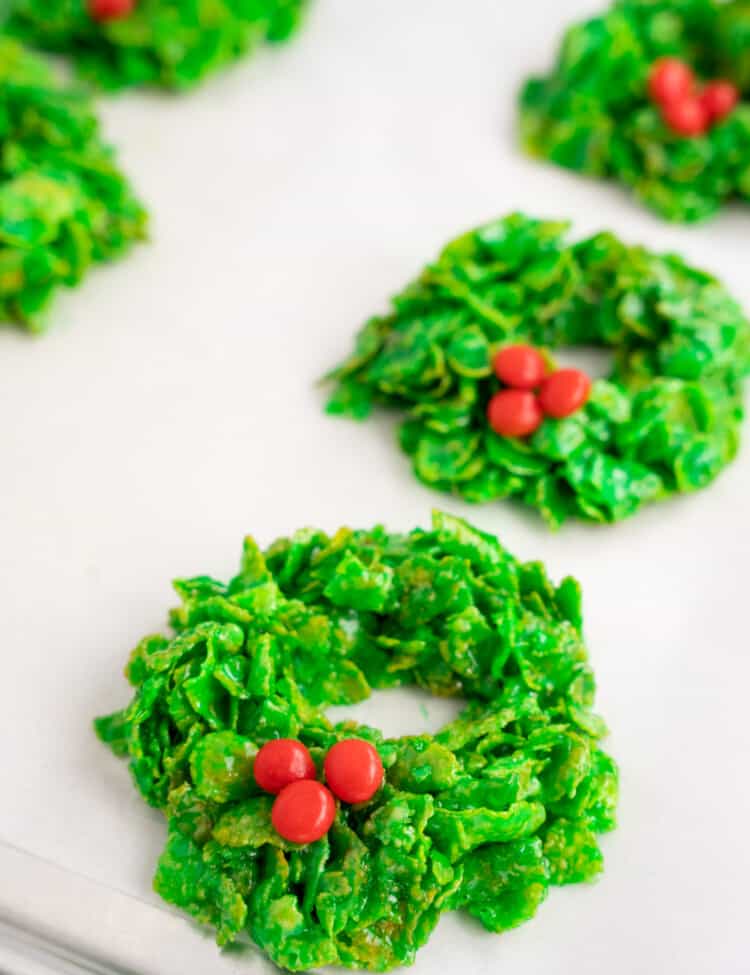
4, 0, 309, 91
520, 0, 750, 222
0, 38, 146, 332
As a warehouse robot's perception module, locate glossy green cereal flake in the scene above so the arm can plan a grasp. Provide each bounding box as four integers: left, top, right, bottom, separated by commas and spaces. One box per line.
326, 213, 750, 527
520, 0, 750, 221
96, 512, 617, 971
0, 38, 146, 331
5, 0, 309, 91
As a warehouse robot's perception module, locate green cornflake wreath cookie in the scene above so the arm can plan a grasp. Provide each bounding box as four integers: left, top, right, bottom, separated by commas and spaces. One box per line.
5, 0, 308, 91
0, 38, 146, 331
95, 512, 617, 972
326, 213, 750, 528
520, 0, 750, 222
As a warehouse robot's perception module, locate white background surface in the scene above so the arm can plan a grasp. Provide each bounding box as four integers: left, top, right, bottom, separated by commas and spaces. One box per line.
1, 1, 749, 972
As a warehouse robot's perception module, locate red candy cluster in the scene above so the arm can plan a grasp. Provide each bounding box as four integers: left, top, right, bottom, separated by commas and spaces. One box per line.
487, 345, 590, 438
649, 58, 739, 137
88, 0, 134, 21
253, 737, 383, 844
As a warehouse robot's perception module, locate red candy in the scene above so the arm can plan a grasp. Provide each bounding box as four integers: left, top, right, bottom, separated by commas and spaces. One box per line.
88, 0, 135, 18
271, 780, 336, 844
649, 58, 694, 105
661, 96, 709, 137
324, 739, 383, 804
88, 0, 134, 18
254, 739, 316, 795
487, 389, 543, 438
700, 80, 740, 122
492, 345, 546, 390
649, 57, 740, 135
538, 368, 591, 419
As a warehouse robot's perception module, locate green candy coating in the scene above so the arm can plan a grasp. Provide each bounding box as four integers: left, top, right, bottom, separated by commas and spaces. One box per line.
326, 213, 750, 527
95, 512, 617, 971
4, 0, 309, 91
0, 38, 146, 331
519, 0, 750, 222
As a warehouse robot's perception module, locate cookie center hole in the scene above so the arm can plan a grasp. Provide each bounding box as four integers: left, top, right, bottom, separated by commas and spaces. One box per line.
553, 345, 613, 380
327, 687, 466, 739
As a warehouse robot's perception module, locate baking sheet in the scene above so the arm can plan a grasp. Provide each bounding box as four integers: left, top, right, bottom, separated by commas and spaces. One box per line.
1, 1, 749, 971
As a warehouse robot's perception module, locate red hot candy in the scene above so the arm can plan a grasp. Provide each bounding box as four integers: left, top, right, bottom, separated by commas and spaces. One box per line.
487, 389, 543, 438
492, 345, 546, 390
538, 368, 591, 419
253, 739, 316, 795
88, 0, 134, 20
649, 58, 694, 105
700, 81, 740, 123
661, 96, 710, 137
324, 739, 384, 804
271, 780, 336, 844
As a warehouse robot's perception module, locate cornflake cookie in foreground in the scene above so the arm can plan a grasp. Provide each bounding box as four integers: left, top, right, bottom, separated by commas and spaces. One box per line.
5, 0, 309, 91
95, 512, 618, 972
520, 0, 750, 222
326, 214, 750, 528
0, 38, 146, 331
